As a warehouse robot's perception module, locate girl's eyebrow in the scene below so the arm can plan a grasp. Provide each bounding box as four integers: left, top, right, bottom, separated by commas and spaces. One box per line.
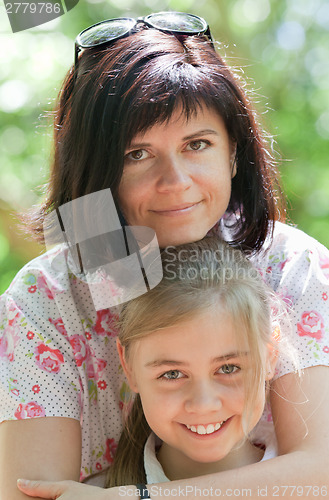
144, 359, 185, 368
127, 129, 219, 150
144, 352, 250, 368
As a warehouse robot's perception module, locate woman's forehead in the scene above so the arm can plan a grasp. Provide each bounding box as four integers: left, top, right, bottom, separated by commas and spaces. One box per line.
127, 102, 225, 144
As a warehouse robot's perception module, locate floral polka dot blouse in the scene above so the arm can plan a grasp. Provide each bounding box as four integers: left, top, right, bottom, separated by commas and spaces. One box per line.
0, 221, 328, 481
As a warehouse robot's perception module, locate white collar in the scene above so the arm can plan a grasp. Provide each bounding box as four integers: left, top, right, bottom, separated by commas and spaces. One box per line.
144, 428, 277, 485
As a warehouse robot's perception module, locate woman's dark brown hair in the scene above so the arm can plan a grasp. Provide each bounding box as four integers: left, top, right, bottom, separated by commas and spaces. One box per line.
27, 27, 285, 252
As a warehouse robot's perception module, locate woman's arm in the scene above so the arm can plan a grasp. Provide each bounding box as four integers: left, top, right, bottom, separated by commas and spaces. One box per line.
0, 417, 81, 499
17, 366, 329, 499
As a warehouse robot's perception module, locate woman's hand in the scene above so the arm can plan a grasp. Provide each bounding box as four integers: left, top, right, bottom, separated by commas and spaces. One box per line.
17, 479, 110, 500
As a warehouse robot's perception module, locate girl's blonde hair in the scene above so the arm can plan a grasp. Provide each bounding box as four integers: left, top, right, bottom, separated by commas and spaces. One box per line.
106, 237, 283, 487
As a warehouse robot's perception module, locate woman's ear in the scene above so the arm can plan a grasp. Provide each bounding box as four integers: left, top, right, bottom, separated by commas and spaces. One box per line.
116, 338, 139, 393
265, 324, 280, 380
230, 141, 237, 178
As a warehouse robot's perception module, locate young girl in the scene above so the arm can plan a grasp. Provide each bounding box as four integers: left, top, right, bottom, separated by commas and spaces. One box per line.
106, 237, 294, 489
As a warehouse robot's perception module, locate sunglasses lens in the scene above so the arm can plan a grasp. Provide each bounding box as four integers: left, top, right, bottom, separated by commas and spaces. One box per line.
78, 18, 136, 48
146, 12, 207, 33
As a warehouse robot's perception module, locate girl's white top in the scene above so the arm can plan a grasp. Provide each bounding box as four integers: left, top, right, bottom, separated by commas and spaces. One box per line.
144, 426, 277, 484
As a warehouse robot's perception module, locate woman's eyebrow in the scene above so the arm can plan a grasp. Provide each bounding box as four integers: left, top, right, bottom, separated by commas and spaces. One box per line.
127, 129, 219, 150
144, 352, 250, 368
126, 141, 152, 150
182, 129, 219, 141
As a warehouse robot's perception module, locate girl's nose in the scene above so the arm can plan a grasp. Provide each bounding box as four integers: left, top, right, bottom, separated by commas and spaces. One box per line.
184, 381, 223, 414
156, 156, 193, 193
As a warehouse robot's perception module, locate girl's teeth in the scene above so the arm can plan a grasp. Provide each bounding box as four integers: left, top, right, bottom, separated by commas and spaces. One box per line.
206, 424, 215, 434
186, 421, 225, 435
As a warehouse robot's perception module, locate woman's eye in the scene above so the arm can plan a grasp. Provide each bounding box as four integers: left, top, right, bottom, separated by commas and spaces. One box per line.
125, 149, 149, 161
161, 370, 183, 380
186, 140, 209, 151
218, 364, 240, 375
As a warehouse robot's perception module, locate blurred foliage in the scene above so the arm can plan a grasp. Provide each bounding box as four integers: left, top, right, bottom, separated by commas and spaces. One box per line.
1, 0, 329, 294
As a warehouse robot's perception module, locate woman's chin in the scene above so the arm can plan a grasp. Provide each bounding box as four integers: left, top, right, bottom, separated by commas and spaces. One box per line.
157, 229, 209, 249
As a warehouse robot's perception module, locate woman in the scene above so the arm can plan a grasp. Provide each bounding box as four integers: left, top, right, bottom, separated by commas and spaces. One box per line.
1, 11, 328, 500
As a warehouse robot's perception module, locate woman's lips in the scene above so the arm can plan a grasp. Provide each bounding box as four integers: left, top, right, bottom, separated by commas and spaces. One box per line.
151, 202, 201, 216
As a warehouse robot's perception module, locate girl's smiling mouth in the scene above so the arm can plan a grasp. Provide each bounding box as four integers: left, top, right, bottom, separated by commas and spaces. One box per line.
183, 419, 230, 435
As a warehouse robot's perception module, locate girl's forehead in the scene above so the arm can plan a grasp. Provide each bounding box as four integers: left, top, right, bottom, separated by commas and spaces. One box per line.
128, 306, 251, 361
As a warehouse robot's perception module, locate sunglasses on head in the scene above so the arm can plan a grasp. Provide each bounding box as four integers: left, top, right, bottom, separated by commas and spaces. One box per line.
74, 11, 214, 77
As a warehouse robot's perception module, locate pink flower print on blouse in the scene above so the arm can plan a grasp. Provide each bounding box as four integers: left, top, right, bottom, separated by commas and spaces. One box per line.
84, 353, 107, 404
8, 378, 20, 397
319, 250, 329, 279
35, 343, 65, 373
97, 380, 107, 390
278, 286, 294, 308
268, 251, 291, 273
297, 311, 325, 341
27, 331, 35, 340
0, 310, 21, 362
22, 272, 37, 287
0, 327, 20, 362
49, 317, 68, 340
37, 274, 54, 300
93, 309, 119, 337
14, 401, 46, 419
103, 438, 118, 465
69, 335, 89, 367
86, 356, 107, 381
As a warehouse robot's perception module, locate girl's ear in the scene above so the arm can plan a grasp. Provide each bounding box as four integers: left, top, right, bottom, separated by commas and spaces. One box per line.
265, 324, 281, 380
116, 338, 139, 393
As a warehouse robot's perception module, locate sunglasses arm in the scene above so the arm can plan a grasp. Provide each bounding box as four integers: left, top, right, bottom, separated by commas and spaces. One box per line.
74, 43, 81, 80
204, 26, 215, 50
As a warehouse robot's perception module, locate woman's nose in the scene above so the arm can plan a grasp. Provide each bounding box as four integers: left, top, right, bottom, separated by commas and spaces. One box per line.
184, 381, 223, 414
156, 156, 193, 193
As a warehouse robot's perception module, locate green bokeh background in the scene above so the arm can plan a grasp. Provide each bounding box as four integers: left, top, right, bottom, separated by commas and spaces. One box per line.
1, 0, 329, 294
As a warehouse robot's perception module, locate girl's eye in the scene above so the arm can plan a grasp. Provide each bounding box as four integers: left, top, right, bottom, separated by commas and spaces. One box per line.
161, 370, 184, 380
186, 140, 209, 151
125, 149, 149, 161
218, 364, 240, 375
